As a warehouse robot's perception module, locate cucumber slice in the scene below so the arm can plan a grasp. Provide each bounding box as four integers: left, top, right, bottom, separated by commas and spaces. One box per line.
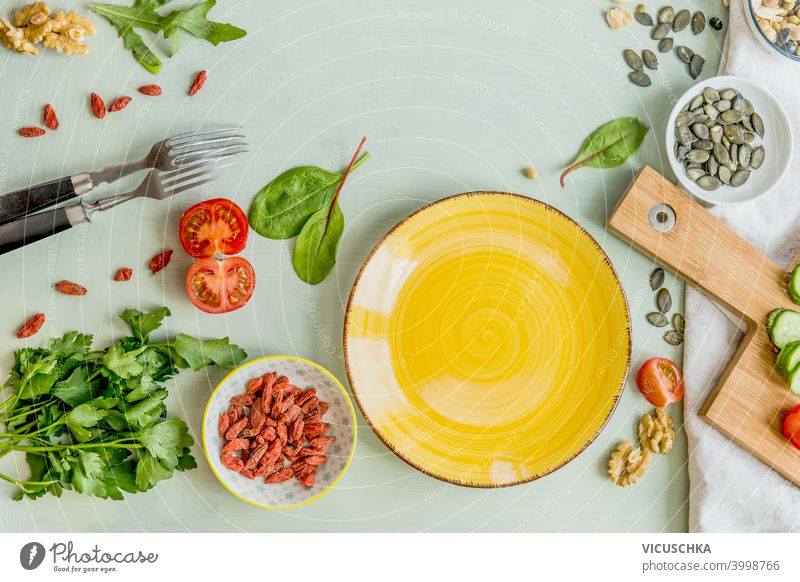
790, 265, 800, 305
768, 309, 800, 349
767, 308, 787, 330
777, 340, 800, 378
786, 362, 800, 394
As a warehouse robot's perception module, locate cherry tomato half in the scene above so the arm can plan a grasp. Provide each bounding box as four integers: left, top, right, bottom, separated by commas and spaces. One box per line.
635, 357, 685, 408
186, 257, 255, 314
179, 198, 249, 258
783, 404, 800, 450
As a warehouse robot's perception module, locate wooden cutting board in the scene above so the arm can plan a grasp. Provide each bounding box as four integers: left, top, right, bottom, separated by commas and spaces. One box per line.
607, 165, 800, 486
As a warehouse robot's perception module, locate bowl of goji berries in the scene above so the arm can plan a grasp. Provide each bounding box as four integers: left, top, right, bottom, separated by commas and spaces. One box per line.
202, 355, 357, 509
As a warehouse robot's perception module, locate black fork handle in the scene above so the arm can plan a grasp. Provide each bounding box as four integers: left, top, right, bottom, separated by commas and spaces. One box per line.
0, 207, 74, 256
0, 177, 78, 225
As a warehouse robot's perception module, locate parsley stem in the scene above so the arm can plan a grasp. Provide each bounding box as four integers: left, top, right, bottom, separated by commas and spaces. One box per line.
9, 442, 142, 452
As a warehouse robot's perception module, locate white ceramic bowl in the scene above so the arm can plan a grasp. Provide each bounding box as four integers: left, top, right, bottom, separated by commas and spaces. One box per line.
202, 356, 357, 509
666, 75, 792, 205
744, 0, 800, 63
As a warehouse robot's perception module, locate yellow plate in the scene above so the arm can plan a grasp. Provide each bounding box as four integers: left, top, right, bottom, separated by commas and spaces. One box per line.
344, 192, 630, 487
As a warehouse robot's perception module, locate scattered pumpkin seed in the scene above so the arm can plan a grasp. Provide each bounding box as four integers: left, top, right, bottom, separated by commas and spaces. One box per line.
628, 70, 652, 87
658, 37, 674, 52
664, 330, 684, 346
623, 49, 644, 71
648, 312, 669, 327
635, 9, 654, 26
689, 54, 705, 79
691, 11, 706, 35
651, 22, 671, 40
642, 49, 659, 70
673, 9, 690, 32
675, 45, 693, 64
672, 313, 685, 333
659, 6, 675, 24
657, 288, 672, 313
650, 267, 665, 290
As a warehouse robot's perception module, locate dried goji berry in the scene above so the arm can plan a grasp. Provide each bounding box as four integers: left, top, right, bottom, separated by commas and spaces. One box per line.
276, 423, 288, 445
264, 467, 293, 484
218, 413, 230, 437
305, 455, 327, 466
221, 453, 243, 472
222, 438, 249, 454
245, 376, 263, 395
54, 280, 87, 296
18, 127, 45, 137
16, 313, 45, 338
43, 104, 59, 130
113, 268, 133, 281
148, 249, 173, 274
230, 394, 253, 406
309, 436, 335, 449
188, 70, 207, 96
108, 96, 132, 112
138, 84, 162, 96
90, 93, 106, 119
225, 417, 248, 440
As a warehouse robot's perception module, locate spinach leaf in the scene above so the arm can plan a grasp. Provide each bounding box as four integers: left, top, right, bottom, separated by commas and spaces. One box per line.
559, 117, 649, 188
292, 137, 367, 285
168, 334, 247, 371
293, 202, 345, 285
249, 154, 370, 240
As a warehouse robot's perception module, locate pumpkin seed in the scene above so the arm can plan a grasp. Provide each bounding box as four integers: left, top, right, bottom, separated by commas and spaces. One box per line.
751, 112, 765, 138
709, 125, 723, 143
707, 155, 719, 176
720, 89, 738, 100
673, 313, 685, 333
652, 22, 671, 40
715, 99, 731, 112
738, 143, 752, 168
723, 124, 745, 144
719, 109, 744, 124
642, 49, 659, 70
676, 125, 694, 147
650, 267, 665, 290
686, 167, 706, 181
751, 145, 765, 169
703, 87, 719, 103
691, 11, 706, 34
675, 110, 694, 127
732, 95, 745, 112
689, 54, 705, 79
675, 45, 694, 64
686, 149, 710, 163
695, 139, 713, 151
730, 169, 750, 187
744, 99, 754, 116
703, 104, 718, 121
628, 70, 652, 87
659, 6, 675, 24
658, 37, 674, 52
635, 10, 654, 26
657, 288, 672, 313
623, 49, 643, 71
730, 143, 738, 165
712, 143, 730, 165
689, 94, 704, 110
697, 175, 721, 190
691, 122, 709, 140
647, 312, 669, 327
718, 165, 732, 184
673, 9, 690, 32
664, 330, 684, 345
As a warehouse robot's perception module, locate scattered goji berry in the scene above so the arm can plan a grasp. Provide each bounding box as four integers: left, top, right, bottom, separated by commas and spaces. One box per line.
138, 84, 162, 96
16, 313, 45, 338
148, 249, 173, 274
108, 96, 132, 112
54, 280, 87, 296
188, 70, 207, 96
43, 104, 59, 130
113, 267, 133, 281
90, 93, 106, 119
18, 127, 45, 138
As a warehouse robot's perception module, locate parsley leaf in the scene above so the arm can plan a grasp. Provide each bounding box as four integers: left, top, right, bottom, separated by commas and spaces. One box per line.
120, 307, 171, 343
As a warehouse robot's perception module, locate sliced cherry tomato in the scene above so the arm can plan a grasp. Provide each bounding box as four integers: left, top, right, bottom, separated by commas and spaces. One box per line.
635, 357, 685, 407
179, 198, 248, 258
186, 257, 255, 314
784, 404, 800, 450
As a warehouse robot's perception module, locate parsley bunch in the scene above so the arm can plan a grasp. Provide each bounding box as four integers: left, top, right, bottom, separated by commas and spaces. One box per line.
0, 307, 246, 501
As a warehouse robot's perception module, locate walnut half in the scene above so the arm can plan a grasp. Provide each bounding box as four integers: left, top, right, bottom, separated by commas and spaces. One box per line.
608, 441, 652, 487
639, 408, 676, 454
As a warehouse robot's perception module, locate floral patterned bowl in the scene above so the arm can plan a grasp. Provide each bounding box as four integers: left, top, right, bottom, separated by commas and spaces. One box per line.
202, 355, 357, 509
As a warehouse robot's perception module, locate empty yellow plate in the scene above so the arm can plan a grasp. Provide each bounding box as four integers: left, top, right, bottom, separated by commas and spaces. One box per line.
344, 192, 630, 487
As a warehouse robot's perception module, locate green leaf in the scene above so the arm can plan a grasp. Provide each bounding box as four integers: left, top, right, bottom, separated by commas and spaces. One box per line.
168, 334, 246, 371
135, 418, 194, 463
52, 366, 96, 407
160, 0, 246, 56
135, 451, 173, 490
90, 3, 164, 73
48, 332, 93, 359
560, 117, 649, 187
121, 390, 167, 429
107, 460, 139, 494
248, 153, 369, 240
102, 345, 146, 379
293, 202, 345, 285
65, 398, 118, 441
176, 447, 197, 471
120, 307, 171, 343
70, 451, 108, 497
124, 373, 161, 403
14, 349, 60, 399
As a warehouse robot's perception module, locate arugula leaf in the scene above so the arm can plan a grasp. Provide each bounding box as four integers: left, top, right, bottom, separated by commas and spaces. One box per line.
169, 334, 246, 371
102, 345, 146, 379
160, 0, 246, 56
120, 307, 171, 343
90, 2, 164, 73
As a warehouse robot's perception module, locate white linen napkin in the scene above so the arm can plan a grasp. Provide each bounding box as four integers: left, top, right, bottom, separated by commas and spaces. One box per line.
684, 0, 800, 532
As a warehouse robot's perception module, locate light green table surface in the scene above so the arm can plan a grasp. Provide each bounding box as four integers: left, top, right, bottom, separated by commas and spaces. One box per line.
0, 0, 728, 532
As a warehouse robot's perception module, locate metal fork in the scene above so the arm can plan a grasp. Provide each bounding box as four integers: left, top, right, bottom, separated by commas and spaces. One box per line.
0, 127, 246, 225
0, 163, 232, 256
